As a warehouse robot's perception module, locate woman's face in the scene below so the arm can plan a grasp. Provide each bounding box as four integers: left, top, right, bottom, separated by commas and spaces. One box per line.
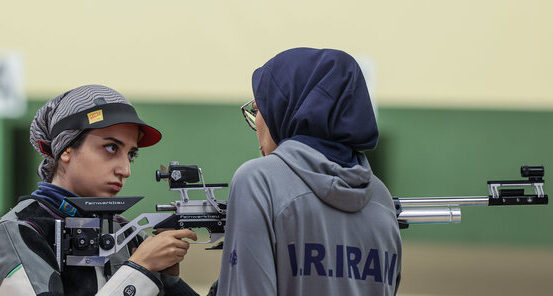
254, 102, 277, 156
55, 123, 140, 197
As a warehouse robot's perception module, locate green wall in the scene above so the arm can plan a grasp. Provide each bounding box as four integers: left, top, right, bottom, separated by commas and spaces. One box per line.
0, 120, 4, 213
1, 100, 551, 247
376, 108, 551, 246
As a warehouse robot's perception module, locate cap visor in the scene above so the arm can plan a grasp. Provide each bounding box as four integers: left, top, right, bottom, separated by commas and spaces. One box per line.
137, 124, 162, 147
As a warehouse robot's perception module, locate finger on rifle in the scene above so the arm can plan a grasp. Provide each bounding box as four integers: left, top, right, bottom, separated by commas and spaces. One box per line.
162, 229, 198, 241
152, 228, 172, 235
174, 248, 187, 258
173, 239, 190, 250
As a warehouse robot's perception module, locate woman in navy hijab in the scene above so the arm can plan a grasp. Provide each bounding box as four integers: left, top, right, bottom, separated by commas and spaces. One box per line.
216, 48, 401, 296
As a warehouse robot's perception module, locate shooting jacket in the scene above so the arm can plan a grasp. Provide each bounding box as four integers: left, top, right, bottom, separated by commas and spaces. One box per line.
0, 196, 199, 296
217, 140, 402, 296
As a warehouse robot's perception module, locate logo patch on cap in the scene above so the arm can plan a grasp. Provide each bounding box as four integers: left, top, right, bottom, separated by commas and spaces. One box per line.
87, 110, 103, 124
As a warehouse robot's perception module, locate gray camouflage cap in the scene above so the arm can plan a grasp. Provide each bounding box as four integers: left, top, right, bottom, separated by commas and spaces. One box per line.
30, 84, 161, 182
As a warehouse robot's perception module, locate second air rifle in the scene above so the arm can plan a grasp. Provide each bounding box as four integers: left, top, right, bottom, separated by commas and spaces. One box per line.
395, 165, 548, 228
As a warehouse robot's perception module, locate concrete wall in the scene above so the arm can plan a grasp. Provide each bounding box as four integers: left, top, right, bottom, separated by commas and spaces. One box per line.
2, 1, 553, 110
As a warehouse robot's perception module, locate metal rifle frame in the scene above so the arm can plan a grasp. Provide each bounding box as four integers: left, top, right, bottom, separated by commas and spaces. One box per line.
54, 163, 227, 271
394, 165, 548, 228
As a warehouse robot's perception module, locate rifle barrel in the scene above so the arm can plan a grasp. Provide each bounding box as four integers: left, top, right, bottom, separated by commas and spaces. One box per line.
397, 196, 489, 207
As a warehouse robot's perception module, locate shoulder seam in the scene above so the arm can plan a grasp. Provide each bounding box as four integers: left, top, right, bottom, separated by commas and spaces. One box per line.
367, 198, 397, 216
275, 191, 314, 218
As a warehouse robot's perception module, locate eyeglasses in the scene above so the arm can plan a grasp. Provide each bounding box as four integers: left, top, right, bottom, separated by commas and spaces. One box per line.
240, 99, 257, 131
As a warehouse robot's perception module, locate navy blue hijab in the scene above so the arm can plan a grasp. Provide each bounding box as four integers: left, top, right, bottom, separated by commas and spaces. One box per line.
252, 47, 379, 167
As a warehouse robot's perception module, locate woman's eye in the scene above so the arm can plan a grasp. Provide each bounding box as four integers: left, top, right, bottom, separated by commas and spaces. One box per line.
128, 151, 139, 163
104, 144, 118, 154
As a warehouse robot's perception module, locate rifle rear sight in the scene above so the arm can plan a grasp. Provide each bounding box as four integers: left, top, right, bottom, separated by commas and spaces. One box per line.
521, 165, 544, 181
156, 163, 228, 190
155, 161, 227, 213
154, 161, 228, 249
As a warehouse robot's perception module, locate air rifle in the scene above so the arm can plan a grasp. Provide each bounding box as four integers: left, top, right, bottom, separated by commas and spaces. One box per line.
53, 161, 227, 271
54, 164, 547, 270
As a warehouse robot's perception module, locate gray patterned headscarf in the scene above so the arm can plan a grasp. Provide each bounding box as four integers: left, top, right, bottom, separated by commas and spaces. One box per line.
30, 85, 133, 182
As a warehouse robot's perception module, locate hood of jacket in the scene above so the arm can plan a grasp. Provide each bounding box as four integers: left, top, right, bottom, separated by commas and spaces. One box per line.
273, 140, 373, 213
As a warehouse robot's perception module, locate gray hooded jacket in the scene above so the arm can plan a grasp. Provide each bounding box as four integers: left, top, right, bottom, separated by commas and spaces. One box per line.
217, 140, 401, 295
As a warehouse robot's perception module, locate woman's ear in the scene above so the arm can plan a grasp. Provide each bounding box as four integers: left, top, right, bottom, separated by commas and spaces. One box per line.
59, 148, 71, 163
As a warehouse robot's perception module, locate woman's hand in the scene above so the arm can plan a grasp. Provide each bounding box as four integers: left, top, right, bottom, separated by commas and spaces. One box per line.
129, 229, 197, 272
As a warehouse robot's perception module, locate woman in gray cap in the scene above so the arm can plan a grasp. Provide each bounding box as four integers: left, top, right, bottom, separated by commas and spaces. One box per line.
0, 85, 200, 296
